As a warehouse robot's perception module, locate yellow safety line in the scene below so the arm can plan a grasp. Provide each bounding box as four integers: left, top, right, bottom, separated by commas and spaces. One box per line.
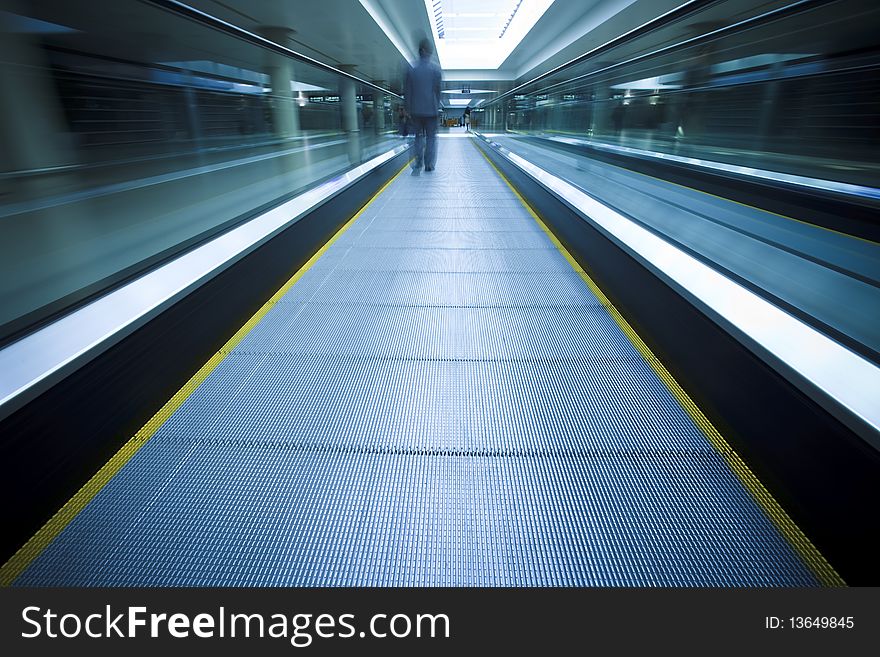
0, 160, 411, 587
473, 141, 845, 587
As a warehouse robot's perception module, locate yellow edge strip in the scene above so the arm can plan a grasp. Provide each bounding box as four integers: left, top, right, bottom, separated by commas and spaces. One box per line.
0, 159, 411, 587
474, 141, 846, 587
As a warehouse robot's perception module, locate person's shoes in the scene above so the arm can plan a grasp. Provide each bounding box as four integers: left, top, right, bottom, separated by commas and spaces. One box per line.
424, 166, 434, 172
411, 167, 421, 176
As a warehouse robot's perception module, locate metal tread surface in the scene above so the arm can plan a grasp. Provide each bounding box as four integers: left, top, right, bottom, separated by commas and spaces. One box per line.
310, 247, 574, 273
15, 134, 819, 586
150, 353, 706, 447
273, 270, 604, 306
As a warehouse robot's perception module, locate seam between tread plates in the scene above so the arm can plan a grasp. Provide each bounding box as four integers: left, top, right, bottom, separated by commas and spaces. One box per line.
472, 139, 845, 587
0, 160, 412, 587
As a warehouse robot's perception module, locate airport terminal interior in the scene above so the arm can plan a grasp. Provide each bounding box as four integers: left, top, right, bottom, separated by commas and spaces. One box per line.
0, 0, 878, 586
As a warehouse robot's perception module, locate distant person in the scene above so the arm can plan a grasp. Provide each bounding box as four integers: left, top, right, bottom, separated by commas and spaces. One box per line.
463, 106, 471, 132
404, 38, 441, 175
362, 103, 373, 128
397, 105, 409, 136
612, 103, 625, 137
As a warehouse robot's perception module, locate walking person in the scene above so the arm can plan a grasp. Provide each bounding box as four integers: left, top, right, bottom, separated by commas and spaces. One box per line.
463, 106, 471, 132
405, 38, 441, 175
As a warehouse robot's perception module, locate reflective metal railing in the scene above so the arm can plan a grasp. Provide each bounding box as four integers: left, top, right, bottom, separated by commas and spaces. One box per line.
0, 0, 405, 344
477, 0, 879, 189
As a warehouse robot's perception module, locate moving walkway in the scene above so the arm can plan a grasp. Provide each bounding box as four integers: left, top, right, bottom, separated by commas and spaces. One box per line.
2, 136, 853, 586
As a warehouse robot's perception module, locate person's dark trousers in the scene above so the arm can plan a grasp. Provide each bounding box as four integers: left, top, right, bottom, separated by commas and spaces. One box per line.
412, 114, 438, 171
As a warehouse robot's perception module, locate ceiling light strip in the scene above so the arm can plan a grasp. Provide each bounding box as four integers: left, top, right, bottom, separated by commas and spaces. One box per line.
433, 0, 445, 38
499, 0, 524, 38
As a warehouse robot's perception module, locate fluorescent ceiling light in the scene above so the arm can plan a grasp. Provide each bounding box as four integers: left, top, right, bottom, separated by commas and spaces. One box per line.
440, 88, 497, 94
712, 53, 816, 75
447, 98, 474, 106
290, 81, 329, 92
425, 0, 556, 70
610, 74, 682, 90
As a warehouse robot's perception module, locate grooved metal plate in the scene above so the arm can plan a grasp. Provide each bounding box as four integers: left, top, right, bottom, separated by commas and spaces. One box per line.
153, 353, 706, 448
369, 217, 544, 233
384, 200, 528, 211
18, 443, 815, 586
276, 271, 605, 306
376, 207, 526, 220
312, 247, 574, 272
334, 229, 555, 249
233, 304, 646, 360
16, 136, 819, 587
